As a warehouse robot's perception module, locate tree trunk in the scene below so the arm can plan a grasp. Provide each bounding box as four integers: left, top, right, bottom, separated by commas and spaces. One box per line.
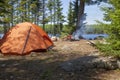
42, 0, 45, 30
53, 0, 56, 35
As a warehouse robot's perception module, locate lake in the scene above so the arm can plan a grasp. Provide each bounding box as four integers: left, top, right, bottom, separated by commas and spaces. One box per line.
0, 34, 4, 39
82, 34, 108, 40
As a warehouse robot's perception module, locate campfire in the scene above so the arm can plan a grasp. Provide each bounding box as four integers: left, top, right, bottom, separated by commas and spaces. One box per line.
62, 35, 83, 41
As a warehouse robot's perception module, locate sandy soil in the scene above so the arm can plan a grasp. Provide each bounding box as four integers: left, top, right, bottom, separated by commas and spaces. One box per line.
0, 39, 120, 80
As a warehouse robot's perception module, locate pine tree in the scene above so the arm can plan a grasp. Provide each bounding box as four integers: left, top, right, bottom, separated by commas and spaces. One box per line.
9, 0, 18, 26
56, 0, 64, 34
47, 0, 54, 34
0, 0, 11, 33
47, 0, 64, 35
41, 0, 47, 30
73, 0, 79, 26
61, 1, 75, 36
67, 1, 74, 26
0, 0, 10, 23
103, 0, 120, 50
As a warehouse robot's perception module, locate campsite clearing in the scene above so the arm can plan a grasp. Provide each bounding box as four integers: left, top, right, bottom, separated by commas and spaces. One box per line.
0, 40, 120, 80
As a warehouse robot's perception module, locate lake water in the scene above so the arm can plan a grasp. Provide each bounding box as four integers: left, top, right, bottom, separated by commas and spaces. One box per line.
0, 34, 4, 39
82, 34, 108, 40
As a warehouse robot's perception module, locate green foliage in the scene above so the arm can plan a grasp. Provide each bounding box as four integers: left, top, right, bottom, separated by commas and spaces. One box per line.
0, 0, 10, 22
61, 1, 76, 37
0, 26, 4, 33
67, 1, 75, 26
44, 24, 54, 34
61, 25, 75, 37
47, 0, 64, 35
0, 0, 65, 34
0, 0, 10, 16
96, 42, 120, 58
85, 24, 107, 34
106, 0, 120, 49
96, 0, 120, 57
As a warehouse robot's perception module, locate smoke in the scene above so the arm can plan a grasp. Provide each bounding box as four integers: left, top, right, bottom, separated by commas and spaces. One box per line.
72, 13, 87, 40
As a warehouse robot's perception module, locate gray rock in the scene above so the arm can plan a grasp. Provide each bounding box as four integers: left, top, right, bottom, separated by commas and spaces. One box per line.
104, 61, 117, 70
117, 60, 120, 68
1, 64, 6, 67
60, 62, 75, 72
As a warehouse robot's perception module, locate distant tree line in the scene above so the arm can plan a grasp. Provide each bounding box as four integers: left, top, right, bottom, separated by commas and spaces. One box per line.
85, 24, 106, 34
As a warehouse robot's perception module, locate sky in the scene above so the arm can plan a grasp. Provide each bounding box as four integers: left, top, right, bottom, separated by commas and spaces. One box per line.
61, 0, 106, 25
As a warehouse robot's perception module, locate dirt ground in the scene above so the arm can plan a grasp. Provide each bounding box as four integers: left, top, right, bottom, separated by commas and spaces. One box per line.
0, 39, 120, 80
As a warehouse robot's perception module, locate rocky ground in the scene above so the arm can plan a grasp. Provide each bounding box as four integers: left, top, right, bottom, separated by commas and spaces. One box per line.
0, 39, 120, 80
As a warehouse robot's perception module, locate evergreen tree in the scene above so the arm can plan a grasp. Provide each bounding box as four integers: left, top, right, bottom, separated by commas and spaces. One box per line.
103, 0, 120, 50
41, 0, 48, 30
73, 0, 79, 26
0, 0, 10, 23
64, 1, 75, 35
47, 0, 54, 34
56, 0, 64, 34
67, 1, 74, 26
47, 0, 64, 35
9, 0, 17, 26
61, 0, 75, 37
19, 0, 28, 22
0, 0, 11, 33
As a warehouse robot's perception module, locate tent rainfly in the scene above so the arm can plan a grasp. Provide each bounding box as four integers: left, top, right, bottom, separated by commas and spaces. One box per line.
0, 22, 53, 55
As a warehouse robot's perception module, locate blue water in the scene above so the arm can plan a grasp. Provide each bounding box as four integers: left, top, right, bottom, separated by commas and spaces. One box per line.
0, 34, 4, 39
82, 34, 108, 40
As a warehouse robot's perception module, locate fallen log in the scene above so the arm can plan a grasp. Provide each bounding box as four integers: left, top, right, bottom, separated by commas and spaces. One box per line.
87, 40, 96, 46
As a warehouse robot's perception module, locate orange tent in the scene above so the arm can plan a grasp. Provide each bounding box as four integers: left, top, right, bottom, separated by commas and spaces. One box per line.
0, 22, 54, 55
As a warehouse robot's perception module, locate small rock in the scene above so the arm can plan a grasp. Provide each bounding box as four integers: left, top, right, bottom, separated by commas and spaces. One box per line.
60, 62, 74, 72
70, 72, 74, 76
10, 76, 14, 79
1, 64, 6, 67
96, 60, 105, 68
59, 73, 63, 76
117, 60, 120, 68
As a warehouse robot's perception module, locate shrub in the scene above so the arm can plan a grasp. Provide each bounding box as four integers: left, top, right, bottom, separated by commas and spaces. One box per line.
96, 42, 120, 58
